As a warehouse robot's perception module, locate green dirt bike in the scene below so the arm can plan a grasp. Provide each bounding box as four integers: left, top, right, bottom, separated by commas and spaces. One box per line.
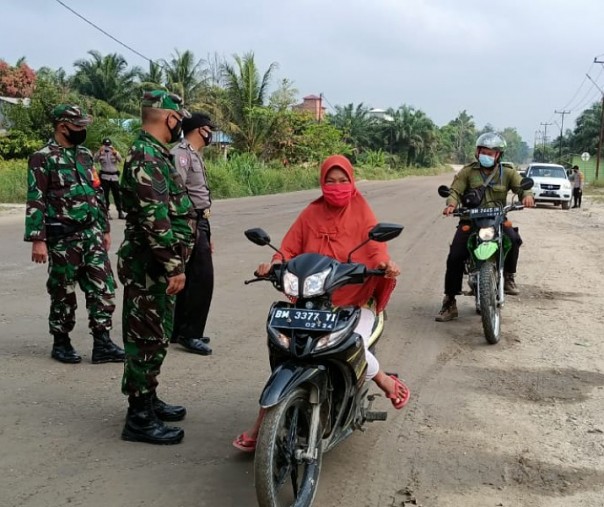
438, 178, 532, 344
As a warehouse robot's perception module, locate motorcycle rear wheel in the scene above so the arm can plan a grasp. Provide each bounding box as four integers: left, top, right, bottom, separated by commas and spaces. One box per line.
255, 387, 322, 507
479, 261, 501, 344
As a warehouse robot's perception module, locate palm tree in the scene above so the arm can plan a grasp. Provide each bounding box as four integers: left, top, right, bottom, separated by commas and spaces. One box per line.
162, 49, 207, 104
328, 103, 377, 156
139, 61, 164, 91
220, 52, 278, 153
72, 50, 140, 113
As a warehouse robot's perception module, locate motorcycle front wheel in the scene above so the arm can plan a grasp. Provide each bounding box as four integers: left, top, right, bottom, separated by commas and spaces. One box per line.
255, 387, 322, 507
479, 261, 501, 344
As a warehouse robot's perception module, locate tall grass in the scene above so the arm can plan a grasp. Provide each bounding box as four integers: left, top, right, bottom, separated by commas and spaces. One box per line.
0, 155, 451, 203
0, 160, 27, 203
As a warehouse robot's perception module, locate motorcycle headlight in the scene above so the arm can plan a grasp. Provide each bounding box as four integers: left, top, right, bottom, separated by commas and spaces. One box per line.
274, 332, 290, 349
315, 326, 349, 351
282, 270, 299, 297
302, 268, 331, 297
478, 226, 495, 241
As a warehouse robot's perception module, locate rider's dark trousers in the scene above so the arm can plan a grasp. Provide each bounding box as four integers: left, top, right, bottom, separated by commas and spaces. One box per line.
444, 223, 522, 297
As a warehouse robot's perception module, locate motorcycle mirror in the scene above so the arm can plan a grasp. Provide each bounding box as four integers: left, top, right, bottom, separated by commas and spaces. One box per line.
244, 228, 271, 246
347, 222, 403, 262
520, 177, 534, 190
368, 223, 404, 243
437, 185, 451, 198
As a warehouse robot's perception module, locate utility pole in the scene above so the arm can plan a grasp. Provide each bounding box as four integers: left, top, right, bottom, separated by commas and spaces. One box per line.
540, 122, 553, 162
533, 130, 542, 160
554, 110, 570, 160
593, 58, 604, 179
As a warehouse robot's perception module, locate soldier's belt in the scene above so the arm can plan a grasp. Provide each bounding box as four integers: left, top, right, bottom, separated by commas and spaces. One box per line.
195, 208, 211, 220
46, 221, 93, 240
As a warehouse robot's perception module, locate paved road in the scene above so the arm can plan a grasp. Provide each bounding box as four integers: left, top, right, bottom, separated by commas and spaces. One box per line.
2, 173, 603, 507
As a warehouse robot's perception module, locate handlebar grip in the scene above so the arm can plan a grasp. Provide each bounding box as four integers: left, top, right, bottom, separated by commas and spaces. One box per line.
366, 269, 386, 276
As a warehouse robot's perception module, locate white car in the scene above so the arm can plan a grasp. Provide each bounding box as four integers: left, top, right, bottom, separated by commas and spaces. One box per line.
524, 163, 572, 209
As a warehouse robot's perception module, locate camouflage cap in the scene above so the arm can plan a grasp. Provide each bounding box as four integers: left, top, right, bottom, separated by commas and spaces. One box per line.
52, 104, 92, 126
141, 90, 191, 118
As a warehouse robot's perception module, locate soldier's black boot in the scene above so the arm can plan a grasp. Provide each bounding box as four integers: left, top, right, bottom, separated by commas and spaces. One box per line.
91, 330, 125, 364
152, 394, 187, 422
117, 210, 126, 220
51, 332, 82, 364
122, 394, 184, 445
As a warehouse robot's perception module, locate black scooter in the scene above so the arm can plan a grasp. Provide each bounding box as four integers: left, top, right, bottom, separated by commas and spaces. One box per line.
243, 223, 403, 507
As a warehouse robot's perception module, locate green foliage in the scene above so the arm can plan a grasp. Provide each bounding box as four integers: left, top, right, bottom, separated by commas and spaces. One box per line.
439, 110, 476, 164
0, 159, 27, 202
0, 131, 43, 159
358, 149, 387, 168
72, 51, 141, 114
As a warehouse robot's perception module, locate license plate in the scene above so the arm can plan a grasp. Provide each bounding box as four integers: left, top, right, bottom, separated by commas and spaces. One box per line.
270, 308, 339, 331
542, 191, 557, 197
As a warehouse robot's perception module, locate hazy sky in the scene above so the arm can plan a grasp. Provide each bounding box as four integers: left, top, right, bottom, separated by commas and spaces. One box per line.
2, 0, 604, 145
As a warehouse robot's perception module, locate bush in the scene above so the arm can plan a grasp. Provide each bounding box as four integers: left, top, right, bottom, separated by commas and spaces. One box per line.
0, 131, 44, 159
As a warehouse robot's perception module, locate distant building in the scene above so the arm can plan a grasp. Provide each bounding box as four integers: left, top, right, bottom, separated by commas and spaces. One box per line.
368, 108, 394, 122
293, 94, 326, 121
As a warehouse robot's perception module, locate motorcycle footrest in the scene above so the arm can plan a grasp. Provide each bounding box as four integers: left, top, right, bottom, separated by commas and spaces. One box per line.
365, 410, 388, 422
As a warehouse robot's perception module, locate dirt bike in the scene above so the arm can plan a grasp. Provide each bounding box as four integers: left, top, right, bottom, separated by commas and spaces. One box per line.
243, 223, 403, 507
438, 178, 532, 344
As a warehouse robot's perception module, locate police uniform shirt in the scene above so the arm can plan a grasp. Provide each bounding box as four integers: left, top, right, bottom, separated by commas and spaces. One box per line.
171, 140, 211, 211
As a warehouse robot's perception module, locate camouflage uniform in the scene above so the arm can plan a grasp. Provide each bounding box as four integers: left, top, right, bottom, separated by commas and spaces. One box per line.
24, 106, 116, 337
118, 92, 195, 397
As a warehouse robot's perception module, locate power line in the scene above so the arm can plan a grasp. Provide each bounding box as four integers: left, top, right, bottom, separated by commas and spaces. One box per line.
54, 0, 154, 65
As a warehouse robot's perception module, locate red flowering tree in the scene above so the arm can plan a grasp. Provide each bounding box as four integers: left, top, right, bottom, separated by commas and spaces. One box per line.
0, 59, 37, 98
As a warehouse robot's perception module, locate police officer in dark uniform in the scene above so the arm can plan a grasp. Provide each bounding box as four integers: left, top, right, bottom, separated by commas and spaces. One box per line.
170, 113, 215, 355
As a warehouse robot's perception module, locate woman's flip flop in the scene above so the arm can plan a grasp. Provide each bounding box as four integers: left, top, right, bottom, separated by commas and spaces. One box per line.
386, 374, 410, 410
232, 432, 257, 453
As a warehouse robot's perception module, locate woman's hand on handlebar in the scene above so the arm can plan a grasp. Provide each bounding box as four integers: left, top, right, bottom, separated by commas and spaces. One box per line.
377, 260, 401, 279
256, 262, 273, 277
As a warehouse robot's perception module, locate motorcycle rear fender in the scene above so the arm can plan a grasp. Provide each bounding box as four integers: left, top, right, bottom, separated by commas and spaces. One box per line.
259, 362, 328, 409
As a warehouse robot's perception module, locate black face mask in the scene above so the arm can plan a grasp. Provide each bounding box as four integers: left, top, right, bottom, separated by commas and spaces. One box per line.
64, 126, 87, 145
201, 129, 212, 146
167, 117, 182, 143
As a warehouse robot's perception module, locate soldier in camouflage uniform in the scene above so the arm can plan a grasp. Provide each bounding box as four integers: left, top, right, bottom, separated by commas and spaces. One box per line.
118, 90, 196, 445
24, 104, 125, 364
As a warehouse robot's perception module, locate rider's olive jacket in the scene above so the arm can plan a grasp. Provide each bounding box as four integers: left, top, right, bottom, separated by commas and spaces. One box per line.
446, 162, 533, 208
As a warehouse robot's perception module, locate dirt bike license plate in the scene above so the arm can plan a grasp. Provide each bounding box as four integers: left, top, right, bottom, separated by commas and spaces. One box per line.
270, 308, 339, 331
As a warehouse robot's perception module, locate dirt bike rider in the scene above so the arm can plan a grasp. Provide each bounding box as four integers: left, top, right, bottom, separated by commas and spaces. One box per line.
435, 132, 535, 322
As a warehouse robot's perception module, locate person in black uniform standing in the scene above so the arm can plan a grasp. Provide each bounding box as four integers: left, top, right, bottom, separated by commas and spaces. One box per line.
170, 113, 214, 355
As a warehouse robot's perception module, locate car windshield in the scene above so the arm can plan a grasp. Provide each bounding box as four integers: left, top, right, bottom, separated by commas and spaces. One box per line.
528, 166, 567, 178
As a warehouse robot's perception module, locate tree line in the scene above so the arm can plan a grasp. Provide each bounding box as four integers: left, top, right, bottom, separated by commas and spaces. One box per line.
4, 50, 595, 168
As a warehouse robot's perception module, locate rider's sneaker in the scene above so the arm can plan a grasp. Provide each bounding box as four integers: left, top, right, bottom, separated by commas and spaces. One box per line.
504, 273, 520, 295
435, 296, 458, 322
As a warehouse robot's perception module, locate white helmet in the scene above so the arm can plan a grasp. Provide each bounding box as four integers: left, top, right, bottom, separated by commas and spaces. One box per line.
476, 132, 506, 152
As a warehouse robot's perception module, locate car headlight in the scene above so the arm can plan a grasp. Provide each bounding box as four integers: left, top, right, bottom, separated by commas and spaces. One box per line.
302, 268, 331, 297
532, 184, 540, 191
478, 226, 495, 241
283, 270, 299, 297
563, 181, 571, 189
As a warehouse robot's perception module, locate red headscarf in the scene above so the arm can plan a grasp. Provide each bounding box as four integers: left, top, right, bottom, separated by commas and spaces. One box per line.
272, 155, 396, 311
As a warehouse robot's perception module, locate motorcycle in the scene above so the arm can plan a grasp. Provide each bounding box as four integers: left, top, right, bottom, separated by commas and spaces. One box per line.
437, 178, 533, 344
243, 223, 403, 507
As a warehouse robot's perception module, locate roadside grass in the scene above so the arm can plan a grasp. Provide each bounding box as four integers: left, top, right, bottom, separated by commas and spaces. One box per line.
585, 180, 604, 203
0, 157, 451, 204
